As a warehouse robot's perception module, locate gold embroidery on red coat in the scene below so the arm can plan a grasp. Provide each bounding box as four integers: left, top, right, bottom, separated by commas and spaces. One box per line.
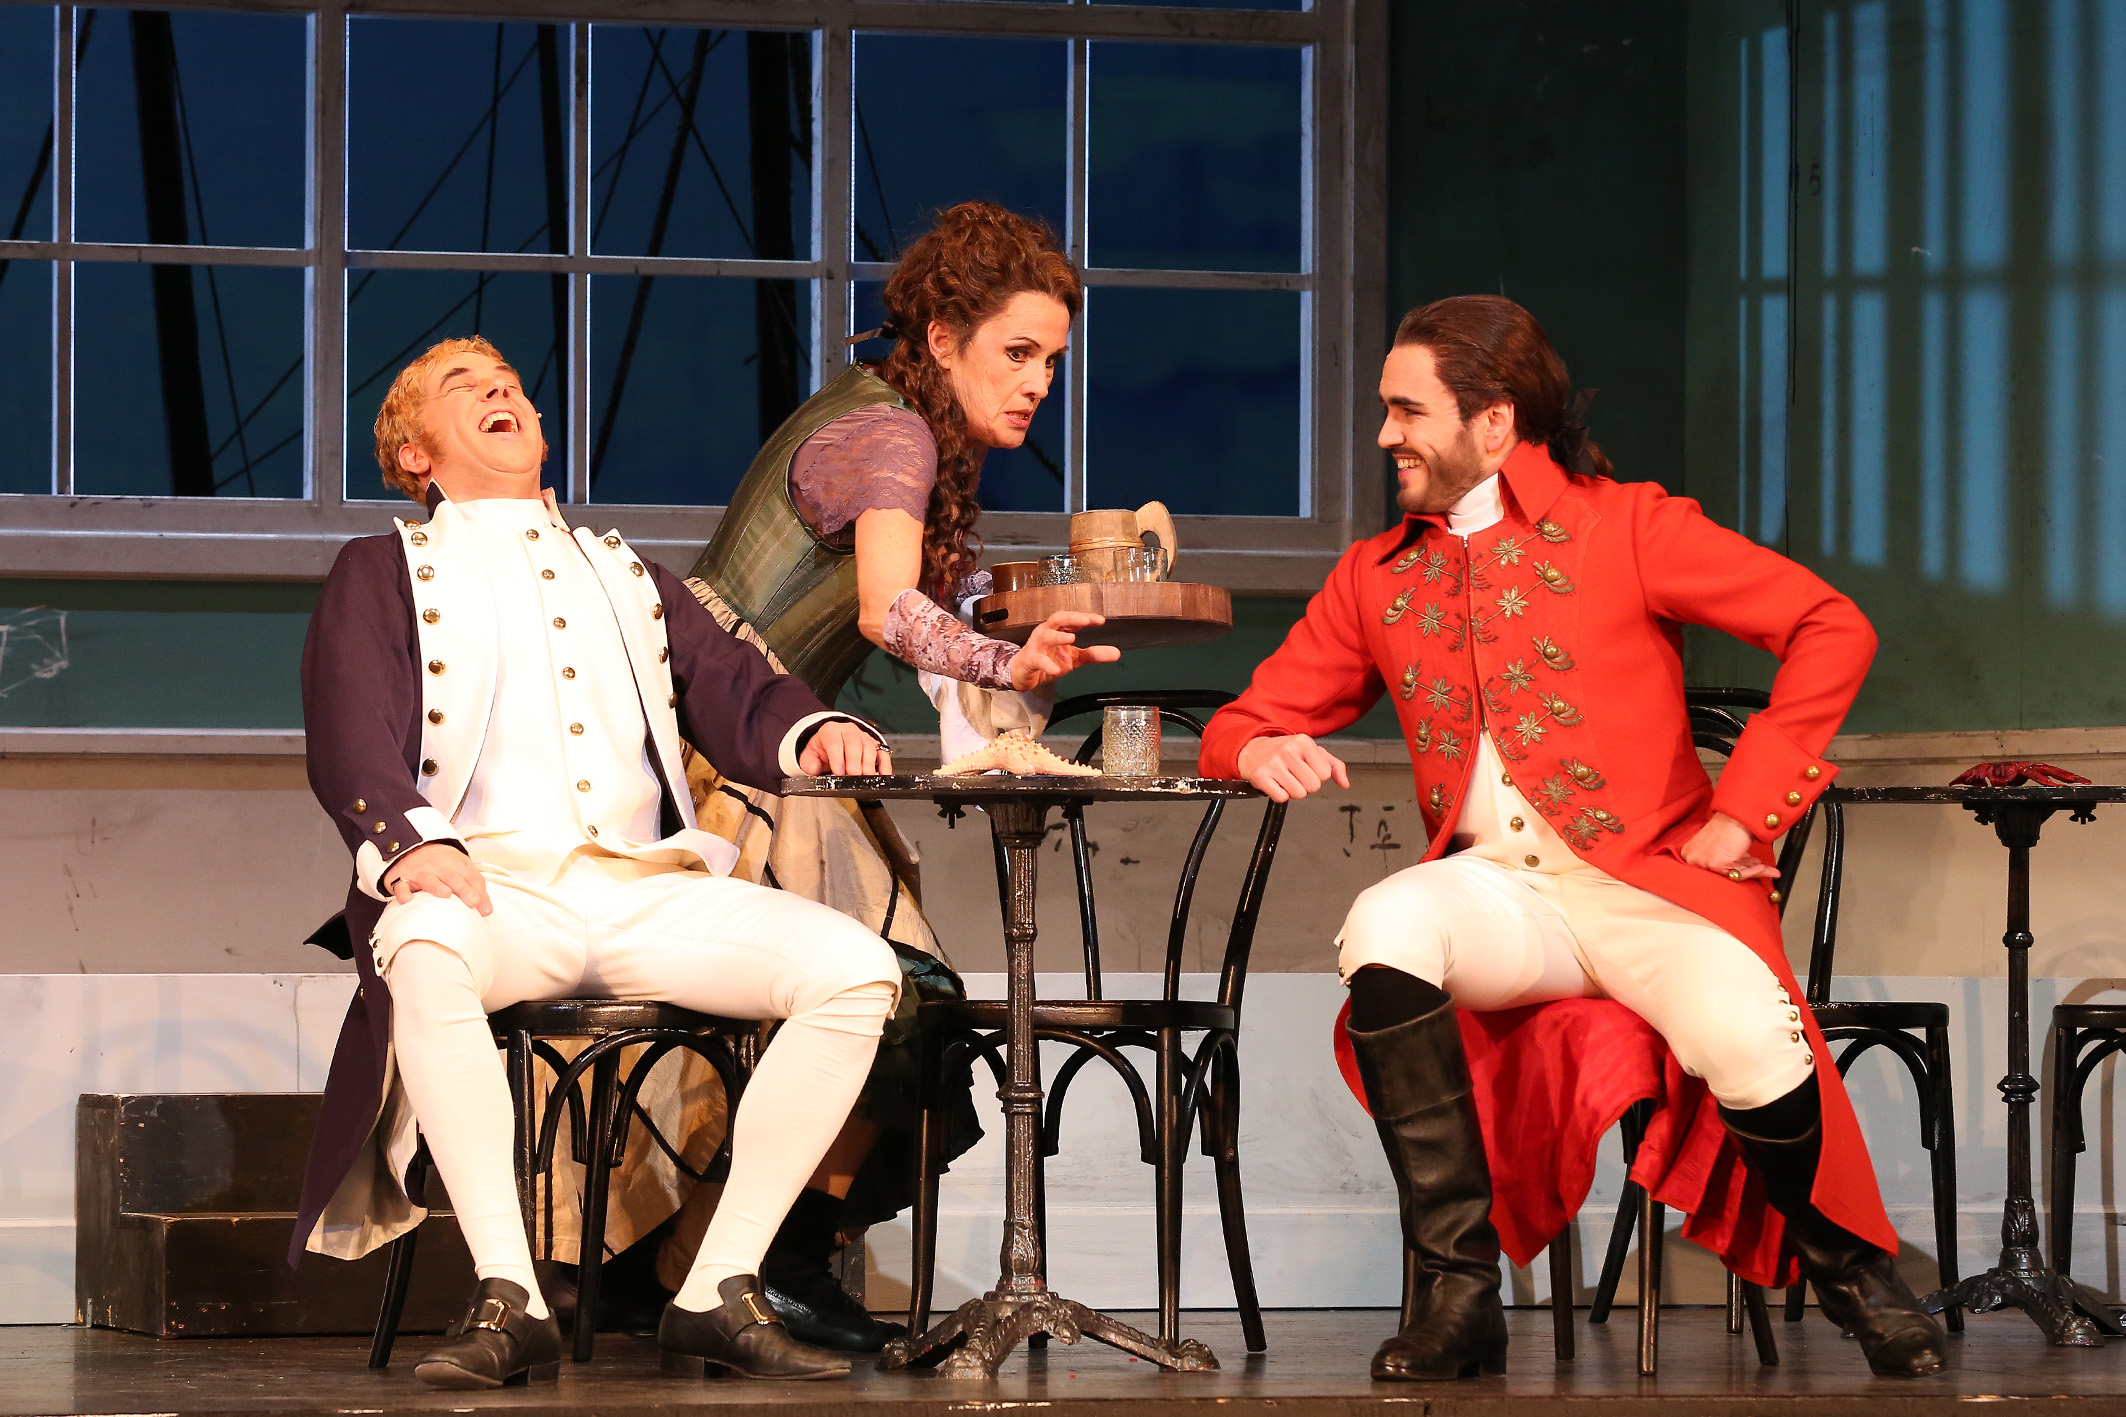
1433, 725, 1467, 762
1482, 682, 1514, 717
1416, 602, 1447, 637
1417, 547, 1452, 584
1532, 561, 1576, 595
1412, 718, 1433, 753
1427, 783, 1452, 818
1498, 658, 1536, 693
1399, 663, 1419, 700
1535, 690, 1583, 726
1423, 677, 1472, 722
1536, 518, 1571, 543
1392, 546, 1426, 573
1560, 806, 1626, 849
1537, 773, 1577, 809
1494, 585, 1531, 619
1490, 534, 1529, 567
1532, 635, 1576, 671
1383, 588, 1416, 625
1561, 758, 1607, 790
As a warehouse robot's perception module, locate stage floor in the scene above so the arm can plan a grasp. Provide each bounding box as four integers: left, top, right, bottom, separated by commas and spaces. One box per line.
6, 1308, 2122, 1415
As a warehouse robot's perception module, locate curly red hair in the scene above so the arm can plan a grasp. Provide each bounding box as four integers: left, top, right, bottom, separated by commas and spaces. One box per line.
876, 203, 1081, 595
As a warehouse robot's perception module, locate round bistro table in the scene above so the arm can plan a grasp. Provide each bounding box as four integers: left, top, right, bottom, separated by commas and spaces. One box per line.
783, 772, 1259, 1378
1833, 783, 2126, 1345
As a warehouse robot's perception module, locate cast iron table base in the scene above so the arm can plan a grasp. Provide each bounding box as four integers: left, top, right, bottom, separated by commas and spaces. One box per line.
786, 775, 1252, 1377
1838, 785, 2126, 1346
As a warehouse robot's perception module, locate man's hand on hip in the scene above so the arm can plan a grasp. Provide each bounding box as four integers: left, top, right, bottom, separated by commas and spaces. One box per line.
1679, 812, 1779, 881
799, 720, 893, 776
383, 841, 493, 915
1236, 733, 1350, 803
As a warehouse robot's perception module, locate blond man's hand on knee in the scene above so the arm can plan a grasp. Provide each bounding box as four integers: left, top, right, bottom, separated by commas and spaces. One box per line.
384, 842, 494, 915
1237, 732, 1350, 803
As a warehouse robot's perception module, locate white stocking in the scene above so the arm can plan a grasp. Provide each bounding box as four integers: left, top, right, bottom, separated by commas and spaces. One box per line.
387, 941, 550, 1319
673, 979, 896, 1310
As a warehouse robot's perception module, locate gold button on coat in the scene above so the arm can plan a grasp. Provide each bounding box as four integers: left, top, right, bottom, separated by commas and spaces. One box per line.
374, 822, 387, 833
587, 824, 599, 836
428, 659, 445, 674
1765, 812, 1781, 828
415, 565, 435, 580
422, 608, 440, 624
1805, 765, 1822, 780
668, 692, 678, 707
525, 528, 539, 540
1785, 790, 1803, 805
1523, 854, 1540, 868
552, 617, 566, 630
421, 759, 438, 776
562, 667, 575, 679
569, 723, 583, 734
409, 530, 427, 546
576, 780, 591, 793
354, 798, 367, 812
651, 604, 663, 620
428, 709, 444, 724
1510, 816, 1525, 831
630, 562, 644, 576
604, 535, 621, 549
541, 569, 554, 581
657, 647, 668, 663
388, 841, 399, 853
1501, 773, 1514, 786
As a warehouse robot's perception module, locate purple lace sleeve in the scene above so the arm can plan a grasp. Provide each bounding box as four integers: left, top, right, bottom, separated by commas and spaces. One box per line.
789, 405, 938, 548
881, 589, 1017, 690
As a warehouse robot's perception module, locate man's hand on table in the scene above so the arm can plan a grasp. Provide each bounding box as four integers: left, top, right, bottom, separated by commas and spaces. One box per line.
383, 841, 493, 916
799, 720, 894, 776
1679, 811, 1779, 881
1236, 733, 1350, 803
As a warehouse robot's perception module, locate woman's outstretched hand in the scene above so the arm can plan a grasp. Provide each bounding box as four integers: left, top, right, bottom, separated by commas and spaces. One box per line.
1008, 611, 1121, 691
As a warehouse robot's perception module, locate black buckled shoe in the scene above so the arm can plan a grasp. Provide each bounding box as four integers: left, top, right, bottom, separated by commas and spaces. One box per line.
412, 1278, 562, 1390
658, 1275, 854, 1380
763, 1273, 908, 1354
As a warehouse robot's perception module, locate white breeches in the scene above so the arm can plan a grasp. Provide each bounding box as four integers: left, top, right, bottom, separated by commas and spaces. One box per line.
376, 856, 900, 1311
1338, 855, 1812, 1110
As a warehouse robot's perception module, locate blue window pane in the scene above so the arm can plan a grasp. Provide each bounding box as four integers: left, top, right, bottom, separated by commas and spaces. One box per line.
1089, 43, 1303, 273
1, 5, 54, 244
852, 34, 1066, 262
852, 280, 1066, 513
589, 275, 813, 506
349, 19, 570, 256
1086, 287, 1300, 517
345, 269, 565, 501
75, 8, 305, 248
0, 259, 51, 493
591, 27, 813, 261
74, 263, 304, 498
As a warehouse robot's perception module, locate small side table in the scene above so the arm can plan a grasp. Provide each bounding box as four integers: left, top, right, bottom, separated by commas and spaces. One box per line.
1835, 784, 2126, 1346
783, 773, 1257, 1378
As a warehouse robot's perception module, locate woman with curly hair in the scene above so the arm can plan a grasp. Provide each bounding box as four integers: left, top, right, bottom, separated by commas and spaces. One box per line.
664, 202, 1114, 1353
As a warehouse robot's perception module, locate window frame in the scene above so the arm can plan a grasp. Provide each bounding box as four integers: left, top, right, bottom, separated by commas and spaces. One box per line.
0, 0, 1388, 594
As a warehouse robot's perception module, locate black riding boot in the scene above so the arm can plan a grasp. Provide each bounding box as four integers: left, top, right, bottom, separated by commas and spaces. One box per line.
1347, 972, 1507, 1382
1722, 1076, 1946, 1378
760, 1187, 907, 1353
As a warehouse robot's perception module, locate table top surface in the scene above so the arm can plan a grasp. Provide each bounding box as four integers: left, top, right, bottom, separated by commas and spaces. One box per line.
1830, 783, 2126, 805
782, 773, 1257, 802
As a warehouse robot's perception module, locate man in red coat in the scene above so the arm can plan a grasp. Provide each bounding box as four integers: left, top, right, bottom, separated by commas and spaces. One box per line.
1200, 296, 1944, 1381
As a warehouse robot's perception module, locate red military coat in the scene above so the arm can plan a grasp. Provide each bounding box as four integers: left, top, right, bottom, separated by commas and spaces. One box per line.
1199, 442, 1893, 1286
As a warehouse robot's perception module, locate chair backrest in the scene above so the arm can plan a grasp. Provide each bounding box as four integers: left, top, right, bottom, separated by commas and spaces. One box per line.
1046, 691, 1287, 1009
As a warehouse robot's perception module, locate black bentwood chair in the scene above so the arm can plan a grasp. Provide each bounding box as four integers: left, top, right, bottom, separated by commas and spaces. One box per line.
905, 690, 1288, 1354
368, 1000, 757, 1367
2047, 1002, 2126, 1282
1574, 689, 1806, 1373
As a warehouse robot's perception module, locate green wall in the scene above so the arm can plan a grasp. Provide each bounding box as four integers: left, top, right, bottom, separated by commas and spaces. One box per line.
1387, 0, 1690, 506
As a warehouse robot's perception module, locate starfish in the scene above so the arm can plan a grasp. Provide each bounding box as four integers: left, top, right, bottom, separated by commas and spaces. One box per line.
937, 730, 1101, 777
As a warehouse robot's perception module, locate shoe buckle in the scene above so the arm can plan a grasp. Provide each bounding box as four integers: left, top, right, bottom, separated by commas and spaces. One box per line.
741, 1292, 782, 1329
469, 1297, 514, 1333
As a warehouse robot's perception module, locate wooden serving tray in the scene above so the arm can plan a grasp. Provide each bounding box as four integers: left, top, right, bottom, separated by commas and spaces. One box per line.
969, 582, 1233, 649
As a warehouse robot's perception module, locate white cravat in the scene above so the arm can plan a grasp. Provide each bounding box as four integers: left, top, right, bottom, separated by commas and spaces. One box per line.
449, 497, 663, 882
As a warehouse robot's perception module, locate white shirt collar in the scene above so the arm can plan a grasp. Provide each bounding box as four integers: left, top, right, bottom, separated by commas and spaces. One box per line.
1447, 474, 1504, 537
